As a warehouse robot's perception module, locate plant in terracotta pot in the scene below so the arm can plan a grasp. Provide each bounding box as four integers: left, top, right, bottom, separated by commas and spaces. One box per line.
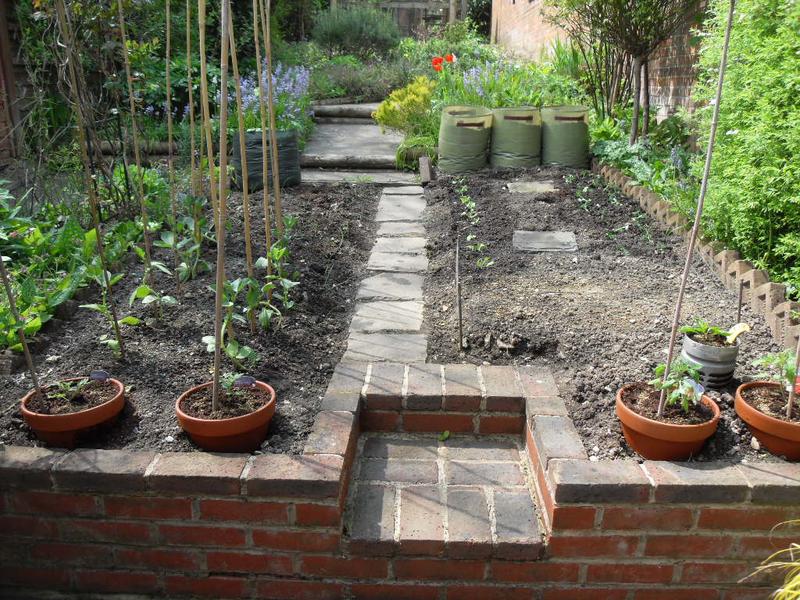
679, 319, 750, 388
176, 0, 277, 453
735, 346, 800, 460
617, 358, 720, 460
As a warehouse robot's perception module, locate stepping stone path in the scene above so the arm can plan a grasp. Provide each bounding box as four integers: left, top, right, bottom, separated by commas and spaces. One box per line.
513, 230, 578, 252
347, 433, 544, 558
343, 186, 428, 363
507, 180, 557, 195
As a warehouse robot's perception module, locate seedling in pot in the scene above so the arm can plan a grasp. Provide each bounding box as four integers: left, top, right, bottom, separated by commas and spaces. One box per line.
649, 358, 705, 412
680, 319, 750, 346
753, 349, 798, 419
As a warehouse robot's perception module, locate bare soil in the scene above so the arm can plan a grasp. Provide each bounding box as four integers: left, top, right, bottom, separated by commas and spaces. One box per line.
0, 183, 379, 453
620, 382, 713, 425
742, 385, 800, 423
424, 168, 782, 462
179, 385, 270, 420
25, 380, 118, 415
689, 332, 731, 347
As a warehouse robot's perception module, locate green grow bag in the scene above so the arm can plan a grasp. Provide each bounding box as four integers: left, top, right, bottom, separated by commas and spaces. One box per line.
232, 129, 301, 191
541, 106, 590, 169
490, 107, 542, 168
437, 106, 493, 174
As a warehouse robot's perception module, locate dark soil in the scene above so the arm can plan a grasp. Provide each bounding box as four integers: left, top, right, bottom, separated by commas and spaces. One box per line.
0, 183, 380, 453
620, 382, 713, 425
179, 385, 270, 420
424, 167, 782, 462
25, 380, 118, 416
742, 385, 800, 423
689, 332, 731, 347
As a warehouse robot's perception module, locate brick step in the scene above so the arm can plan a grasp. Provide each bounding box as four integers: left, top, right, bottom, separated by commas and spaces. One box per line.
345, 433, 545, 560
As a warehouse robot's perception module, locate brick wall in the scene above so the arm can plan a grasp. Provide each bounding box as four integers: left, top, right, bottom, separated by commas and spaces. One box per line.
491, 0, 703, 116
2, 359, 799, 598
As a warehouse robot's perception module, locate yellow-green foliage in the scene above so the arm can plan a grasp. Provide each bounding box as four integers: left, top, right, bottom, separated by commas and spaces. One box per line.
372, 76, 436, 138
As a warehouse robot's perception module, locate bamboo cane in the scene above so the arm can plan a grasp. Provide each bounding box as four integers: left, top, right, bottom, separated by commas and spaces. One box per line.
116, 0, 153, 280
259, 0, 284, 236
211, 0, 232, 409
228, 14, 257, 334
0, 257, 43, 397
55, 0, 125, 358
197, 0, 219, 225
787, 334, 800, 420
253, 0, 273, 274
165, 0, 180, 290
186, 0, 198, 199
657, 0, 736, 417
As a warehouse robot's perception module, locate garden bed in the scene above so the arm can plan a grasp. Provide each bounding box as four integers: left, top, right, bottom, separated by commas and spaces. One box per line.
0, 183, 380, 454
424, 168, 781, 462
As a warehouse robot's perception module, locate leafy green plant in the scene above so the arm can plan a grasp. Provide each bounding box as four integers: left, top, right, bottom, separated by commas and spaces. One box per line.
649, 358, 704, 412
753, 350, 797, 404
128, 284, 178, 320
311, 7, 401, 58
680, 319, 730, 340
744, 520, 800, 599
47, 378, 90, 403
373, 76, 437, 138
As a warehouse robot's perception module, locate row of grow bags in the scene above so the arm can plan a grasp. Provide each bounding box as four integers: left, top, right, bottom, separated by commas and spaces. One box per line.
438, 105, 590, 174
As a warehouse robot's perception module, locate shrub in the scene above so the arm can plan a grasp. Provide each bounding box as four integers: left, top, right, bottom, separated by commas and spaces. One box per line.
311, 7, 400, 58
693, 0, 800, 294
311, 59, 414, 102
373, 76, 437, 138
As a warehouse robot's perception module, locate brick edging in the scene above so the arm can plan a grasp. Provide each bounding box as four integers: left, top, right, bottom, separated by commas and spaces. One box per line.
592, 159, 800, 351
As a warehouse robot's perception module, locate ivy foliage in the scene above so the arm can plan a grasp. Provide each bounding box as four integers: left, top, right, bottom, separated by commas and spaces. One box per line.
693, 0, 800, 293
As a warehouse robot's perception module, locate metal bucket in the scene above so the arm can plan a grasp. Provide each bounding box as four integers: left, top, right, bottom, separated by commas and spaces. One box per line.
680, 335, 739, 389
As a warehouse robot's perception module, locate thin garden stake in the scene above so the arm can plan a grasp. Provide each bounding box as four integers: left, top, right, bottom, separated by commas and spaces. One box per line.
456, 237, 463, 350
0, 257, 43, 397
787, 334, 800, 420
228, 14, 257, 334
658, 0, 736, 417
165, 0, 180, 289
253, 0, 273, 273
211, 0, 232, 410
186, 0, 199, 198
197, 0, 220, 224
116, 0, 153, 280
55, 0, 125, 358
737, 279, 744, 324
259, 0, 284, 236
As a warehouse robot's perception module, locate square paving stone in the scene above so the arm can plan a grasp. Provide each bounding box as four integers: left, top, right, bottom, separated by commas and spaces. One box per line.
513, 230, 578, 252
376, 196, 426, 222
493, 490, 542, 559
367, 251, 429, 273
357, 273, 424, 301
444, 437, 519, 462
377, 221, 426, 237
446, 461, 524, 486
373, 237, 427, 255
349, 484, 396, 547
399, 485, 445, 554
406, 364, 443, 410
351, 301, 424, 333
344, 332, 427, 363
364, 363, 406, 409
362, 437, 439, 460
507, 181, 556, 195
359, 459, 438, 483
447, 488, 492, 558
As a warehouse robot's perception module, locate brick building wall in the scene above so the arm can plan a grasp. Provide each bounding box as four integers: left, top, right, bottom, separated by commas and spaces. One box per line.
490, 0, 703, 116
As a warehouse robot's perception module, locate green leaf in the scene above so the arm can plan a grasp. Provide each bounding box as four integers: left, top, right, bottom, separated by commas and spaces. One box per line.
151, 261, 172, 275
129, 284, 152, 306
141, 295, 157, 305
201, 335, 216, 353
118, 316, 142, 326
438, 430, 450, 442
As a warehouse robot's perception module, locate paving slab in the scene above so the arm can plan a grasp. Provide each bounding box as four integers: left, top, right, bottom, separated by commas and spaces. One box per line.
302, 169, 419, 186
507, 181, 557, 195
376, 221, 426, 237
367, 251, 429, 273
376, 196, 426, 223
363, 437, 439, 460
513, 230, 578, 252
349, 484, 396, 543
302, 123, 401, 169
357, 273, 424, 301
383, 186, 424, 195
351, 301, 424, 333
343, 332, 427, 363
372, 237, 426, 255
360, 459, 438, 483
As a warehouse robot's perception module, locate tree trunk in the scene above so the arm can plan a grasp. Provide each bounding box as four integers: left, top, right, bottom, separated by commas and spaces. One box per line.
461, 0, 468, 20
629, 56, 643, 144
642, 59, 651, 137
449, 0, 457, 23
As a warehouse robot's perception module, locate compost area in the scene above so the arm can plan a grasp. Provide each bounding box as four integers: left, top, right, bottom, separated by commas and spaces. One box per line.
424, 168, 782, 461
0, 183, 379, 454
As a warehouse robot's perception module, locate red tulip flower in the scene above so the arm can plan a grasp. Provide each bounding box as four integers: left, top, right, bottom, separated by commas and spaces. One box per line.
432, 56, 444, 67
444, 53, 455, 63
433, 64, 443, 72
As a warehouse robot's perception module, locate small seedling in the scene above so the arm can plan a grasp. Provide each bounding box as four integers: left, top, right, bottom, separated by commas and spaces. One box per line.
128, 284, 178, 320
48, 378, 90, 402
753, 350, 797, 403
649, 358, 704, 412
476, 256, 495, 269
438, 430, 450, 442
680, 319, 730, 339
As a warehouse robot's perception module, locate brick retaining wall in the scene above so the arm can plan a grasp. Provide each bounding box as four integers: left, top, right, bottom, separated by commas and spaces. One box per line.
2, 359, 799, 598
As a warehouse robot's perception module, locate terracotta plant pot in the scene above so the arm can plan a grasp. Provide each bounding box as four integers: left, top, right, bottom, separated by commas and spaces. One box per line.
616, 384, 720, 461
20, 378, 126, 448
735, 381, 800, 461
175, 381, 276, 452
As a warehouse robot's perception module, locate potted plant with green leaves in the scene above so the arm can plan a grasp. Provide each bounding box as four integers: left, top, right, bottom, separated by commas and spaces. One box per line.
616, 358, 720, 460
735, 345, 800, 460
175, 0, 276, 453
680, 319, 750, 388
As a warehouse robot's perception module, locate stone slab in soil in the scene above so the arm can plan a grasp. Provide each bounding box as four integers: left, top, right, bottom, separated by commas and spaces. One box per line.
513, 230, 578, 253
343, 332, 427, 363
373, 237, 426, 255
422, 168, 782, 463
351, 301, 424, 333
0, 184, 381, 454
507, 181, 557, 195
377, 221, 426, 238
384, 186, 424, 196
375, 195, 426, 222
302, 169, 419, 186
357, 273, 424, 301
367, 251, 429, 273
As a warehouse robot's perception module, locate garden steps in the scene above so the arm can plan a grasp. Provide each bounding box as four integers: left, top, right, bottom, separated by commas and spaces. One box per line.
301, 120, 401, 170
301, 169, 418, 185
345, 433, 545, 559
313, 102, 381, 119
